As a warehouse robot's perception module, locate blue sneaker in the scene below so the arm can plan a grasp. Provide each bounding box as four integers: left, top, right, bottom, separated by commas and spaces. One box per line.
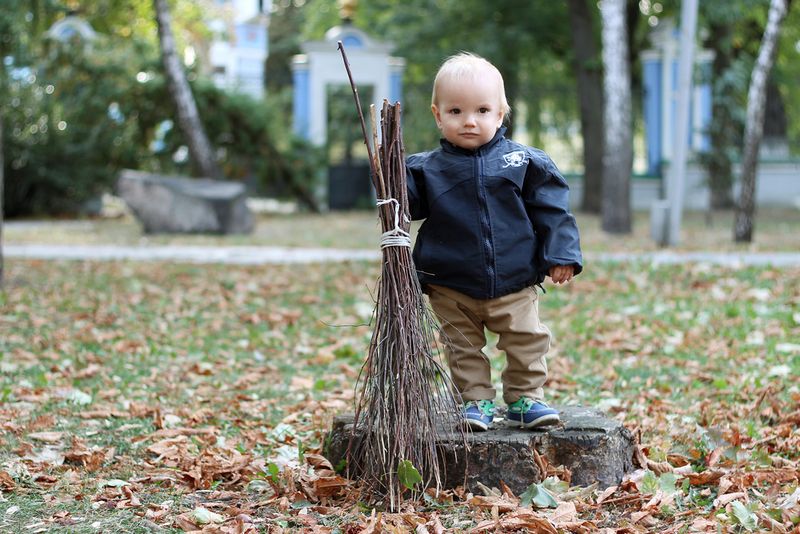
462, 400, 495, 431
506, 398, 560, 429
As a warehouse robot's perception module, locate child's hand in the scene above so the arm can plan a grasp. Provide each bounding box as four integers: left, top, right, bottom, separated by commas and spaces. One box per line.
549, 265, 574, 285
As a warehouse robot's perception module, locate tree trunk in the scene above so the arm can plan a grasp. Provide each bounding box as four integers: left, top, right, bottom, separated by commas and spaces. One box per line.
600, 0, 632, 234
567, 0, 604, 214
704, 21, 736, 210
153, 0, 221, 179
0, 112, 4, 287
733, 0, 789, 242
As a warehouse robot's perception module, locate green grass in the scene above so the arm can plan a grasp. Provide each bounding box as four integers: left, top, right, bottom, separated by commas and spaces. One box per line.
2, 212, 799, 531
6, 206, 800, 252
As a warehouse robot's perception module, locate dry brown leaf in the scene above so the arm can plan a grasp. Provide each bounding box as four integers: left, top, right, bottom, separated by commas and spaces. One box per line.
689, 517, 719, 531
0, 470, 16, 490
79, 409, 127, 419
469, 509, 557, 533
28, 431, 65, 443
467, 494, 518, 513
314, 475, 348, 498
596, 485, 618, 504
73, 364, 103, 379
64, 439, 107, 472
427, 512, 445, 534
713, 491, 747, 508
547, 501, 578, 524
645, 458, 673, 475
630, 510, 657, 526
706, 446, 726, 468
305, 453, 334, 471
685, 469, 724, 486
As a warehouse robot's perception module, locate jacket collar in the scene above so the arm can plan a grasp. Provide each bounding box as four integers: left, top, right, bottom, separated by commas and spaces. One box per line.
440, 126, 507, 155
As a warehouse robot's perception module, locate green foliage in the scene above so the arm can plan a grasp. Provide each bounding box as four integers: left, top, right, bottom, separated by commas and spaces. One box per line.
127, 72, 324, 201
519, 481, 558, 509
300, 0, 575, 152
397, 459, 422, 491
776, 4, 800, 152
4, 0, 799, 217
730, 500, 759, 531
3, 36, 142, 216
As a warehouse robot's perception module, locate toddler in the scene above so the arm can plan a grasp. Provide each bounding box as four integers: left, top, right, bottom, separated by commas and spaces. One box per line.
406, 52, 583, 430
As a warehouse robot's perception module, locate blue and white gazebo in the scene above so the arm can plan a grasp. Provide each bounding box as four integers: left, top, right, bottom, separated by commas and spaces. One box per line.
292, 23, 405, 146
642, 19, 714, 176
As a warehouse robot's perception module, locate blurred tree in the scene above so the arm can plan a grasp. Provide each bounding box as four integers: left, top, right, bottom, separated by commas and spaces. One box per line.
567, 0, 604, 214
734, 0, 792, 242
777, 3, 800, 152
266, 0, 304, 94
153, 0, 221, 178
600, 0, 633, 234
0, 116, 4, 286
1, 0, 32, 284
699, 0, 774, 211
333, 0, 571, 153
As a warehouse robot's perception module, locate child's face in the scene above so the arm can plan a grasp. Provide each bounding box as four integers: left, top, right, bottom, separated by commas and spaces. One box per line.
431, 72, 505, 150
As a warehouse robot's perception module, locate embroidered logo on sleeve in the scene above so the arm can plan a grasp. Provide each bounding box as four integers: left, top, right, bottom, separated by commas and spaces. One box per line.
502, 150, 526, 168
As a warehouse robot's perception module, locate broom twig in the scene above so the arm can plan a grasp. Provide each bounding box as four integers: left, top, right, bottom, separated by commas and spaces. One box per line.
337, 43, 466, 510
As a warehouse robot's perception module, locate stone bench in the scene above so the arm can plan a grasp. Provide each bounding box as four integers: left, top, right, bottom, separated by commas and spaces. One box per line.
325, 406, 635, 494
117, 169, 254, 234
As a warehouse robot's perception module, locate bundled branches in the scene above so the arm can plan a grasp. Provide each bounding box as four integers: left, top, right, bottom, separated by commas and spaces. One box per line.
338, 43, 465, 509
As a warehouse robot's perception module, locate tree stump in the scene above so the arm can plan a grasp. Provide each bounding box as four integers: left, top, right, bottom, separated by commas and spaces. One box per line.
325, 406, 636, 494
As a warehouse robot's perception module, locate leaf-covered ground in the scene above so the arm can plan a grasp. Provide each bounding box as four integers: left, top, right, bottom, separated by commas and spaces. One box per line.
1, 255, 798, 533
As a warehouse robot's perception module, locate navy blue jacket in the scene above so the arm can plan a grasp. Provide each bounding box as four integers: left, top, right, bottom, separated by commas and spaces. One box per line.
406, 127, 583, 299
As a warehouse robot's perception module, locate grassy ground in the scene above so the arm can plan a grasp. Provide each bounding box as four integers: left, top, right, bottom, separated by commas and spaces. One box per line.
6, 207, 800, 252
1, 210, 799, 532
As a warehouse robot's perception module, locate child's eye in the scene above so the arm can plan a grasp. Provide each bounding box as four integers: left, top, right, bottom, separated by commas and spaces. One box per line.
479, 107, 490, 114
449, 108, 461, 115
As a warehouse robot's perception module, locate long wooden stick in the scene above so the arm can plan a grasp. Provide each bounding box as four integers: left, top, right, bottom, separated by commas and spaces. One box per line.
337, 41, 379, 192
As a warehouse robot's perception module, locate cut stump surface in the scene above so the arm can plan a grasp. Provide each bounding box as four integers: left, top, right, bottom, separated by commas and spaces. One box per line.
325, 405, 636, 494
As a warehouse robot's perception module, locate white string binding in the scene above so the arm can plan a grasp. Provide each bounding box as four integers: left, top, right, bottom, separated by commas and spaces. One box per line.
376, 198, 411, 249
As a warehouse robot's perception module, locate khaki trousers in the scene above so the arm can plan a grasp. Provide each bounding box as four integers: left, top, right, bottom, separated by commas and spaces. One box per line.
427, 284, 551, 404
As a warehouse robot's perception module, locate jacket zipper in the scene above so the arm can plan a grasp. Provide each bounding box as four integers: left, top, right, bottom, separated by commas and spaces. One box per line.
475, 152, 496, 297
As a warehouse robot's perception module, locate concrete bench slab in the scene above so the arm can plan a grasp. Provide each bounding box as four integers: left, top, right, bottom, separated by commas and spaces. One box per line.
117, 169, 254, 234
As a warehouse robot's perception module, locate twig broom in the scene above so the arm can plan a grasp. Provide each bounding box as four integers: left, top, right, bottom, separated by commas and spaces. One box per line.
337, 42, 465, 510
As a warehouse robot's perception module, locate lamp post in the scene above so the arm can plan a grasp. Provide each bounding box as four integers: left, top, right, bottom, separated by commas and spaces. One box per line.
664, 0, 699, 246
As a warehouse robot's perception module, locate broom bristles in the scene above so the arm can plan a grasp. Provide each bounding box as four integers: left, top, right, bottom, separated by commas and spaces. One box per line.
346, 98, 466, 509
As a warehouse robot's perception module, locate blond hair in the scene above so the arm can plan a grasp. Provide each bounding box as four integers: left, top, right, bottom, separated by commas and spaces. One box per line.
431, 52, 511, 117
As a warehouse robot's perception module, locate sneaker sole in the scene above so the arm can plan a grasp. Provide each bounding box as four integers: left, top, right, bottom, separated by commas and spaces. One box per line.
508, 413, 560, 429
463, 417, 490, 431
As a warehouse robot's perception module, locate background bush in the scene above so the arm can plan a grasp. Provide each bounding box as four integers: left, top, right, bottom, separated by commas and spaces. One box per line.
3, 34, 322, 217
3, 37, 141, 217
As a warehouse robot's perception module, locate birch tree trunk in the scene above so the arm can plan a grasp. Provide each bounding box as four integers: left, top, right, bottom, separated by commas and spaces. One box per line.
599, 0, 632, 234
568, 0, 605, 214
0, 114, 4, 287
153, 0, 221, 179
733, 0, 789, 242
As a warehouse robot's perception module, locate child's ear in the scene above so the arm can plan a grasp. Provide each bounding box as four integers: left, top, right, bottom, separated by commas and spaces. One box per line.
431, 105, 442, 128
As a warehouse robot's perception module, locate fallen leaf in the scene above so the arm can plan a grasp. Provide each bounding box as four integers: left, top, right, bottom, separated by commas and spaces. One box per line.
0, 471, 16, 490
713, 491, 747, 508
28, 432, 64, 443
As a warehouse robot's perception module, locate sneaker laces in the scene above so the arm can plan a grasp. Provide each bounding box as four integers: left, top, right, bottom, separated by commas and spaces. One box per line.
465, 400, 495, 416
509, 397, 537, 413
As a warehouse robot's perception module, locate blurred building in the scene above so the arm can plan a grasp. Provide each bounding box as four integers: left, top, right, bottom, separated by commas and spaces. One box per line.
208, 0, 271, 99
